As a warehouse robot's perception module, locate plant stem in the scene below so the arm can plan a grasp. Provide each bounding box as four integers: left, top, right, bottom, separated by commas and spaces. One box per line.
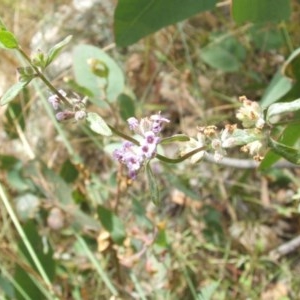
17, 47, 72, 107
0, 183, 58, 300
17, 46, 206, 165
280, 21, 294, 54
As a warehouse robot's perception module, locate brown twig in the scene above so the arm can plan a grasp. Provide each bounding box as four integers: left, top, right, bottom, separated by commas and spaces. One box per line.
269, 235, 300, 260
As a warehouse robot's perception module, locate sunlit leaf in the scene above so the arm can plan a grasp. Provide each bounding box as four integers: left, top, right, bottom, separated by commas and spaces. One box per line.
114, 0, 217, 46
155, 227, 168, 248
0, 30, 18, 49
86, 112, 112, 136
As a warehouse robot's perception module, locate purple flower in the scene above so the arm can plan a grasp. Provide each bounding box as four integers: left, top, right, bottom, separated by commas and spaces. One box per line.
113, 112, 169, 179
56, 110, 74, 121
48, 89, 66, 110
127, 117, 139, 131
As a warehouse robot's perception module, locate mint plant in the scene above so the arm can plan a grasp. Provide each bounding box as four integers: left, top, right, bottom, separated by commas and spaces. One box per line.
1, 1, 300, 298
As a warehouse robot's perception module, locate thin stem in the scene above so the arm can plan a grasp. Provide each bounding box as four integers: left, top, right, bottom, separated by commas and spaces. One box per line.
17, 47, 72, 107
279, 21, 294, 54
17, 45, 206, 165
109, 124, 206, 163
156, 146, 206, 164
74, 232, 119, 296
0, 183, 58, 299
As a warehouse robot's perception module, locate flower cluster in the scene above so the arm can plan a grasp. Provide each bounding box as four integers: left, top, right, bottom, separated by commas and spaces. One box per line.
48, 89, 87, 122
236, 95, 265, 129
113, 113, 170, 179
180, 96, 266, 163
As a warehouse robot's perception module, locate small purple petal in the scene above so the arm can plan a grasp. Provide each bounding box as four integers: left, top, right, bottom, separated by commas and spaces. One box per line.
56, 111, 74, 121
127, 117, 139, 131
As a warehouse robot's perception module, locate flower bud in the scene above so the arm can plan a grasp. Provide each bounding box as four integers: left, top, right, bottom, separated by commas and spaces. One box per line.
74, 110, 87, 121
56, 110, 75, 121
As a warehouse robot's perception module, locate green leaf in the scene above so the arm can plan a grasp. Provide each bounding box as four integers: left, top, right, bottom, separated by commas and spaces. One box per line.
86, 112, 112, 136
1, 80, 30, 105
73, 45, 124, 104
200, 45, 241, 72
0, 154, 19, 169
268, 138, 300, 164
60, 159, 79, 183
45, 35, 72, 67
155, 227, 168, 248
0, 275, 15, 298
114, 0, 217, 47
15, 220, 55, 300
160, 134, 190, 144
249, 25, 284, 51
146, 163, 160, 205
0, 30, 18, 49
260, 123, 300, 169
260, 70, 292, 108
117, 93, 135, 121
282, 47, 300, 81
232, 0, 291, 24
266, 98, 300, 124
97, 205, 126, 244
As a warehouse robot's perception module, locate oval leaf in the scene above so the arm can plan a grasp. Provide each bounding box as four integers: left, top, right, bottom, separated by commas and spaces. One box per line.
86, 112, 112, 136
0, 30, 18, 49
200, 45, 241, 72
268, 138, 300, 165
114, 0, 217, 47
97, 205, 126, 245
73, 45, 124, 104
117, 93, 135, 121
260, 123, 300, 169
